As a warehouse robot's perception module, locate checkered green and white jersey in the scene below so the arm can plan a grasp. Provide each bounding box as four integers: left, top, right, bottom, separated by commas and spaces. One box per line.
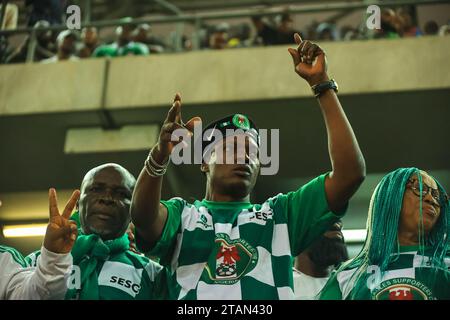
320, 246, 450, 300
26, 248, 169, 300
138, 173, 345, 300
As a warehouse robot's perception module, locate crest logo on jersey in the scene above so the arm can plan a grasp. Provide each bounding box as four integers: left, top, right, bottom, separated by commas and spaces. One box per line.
203, 233, 258, 284
372, 278, 435, 300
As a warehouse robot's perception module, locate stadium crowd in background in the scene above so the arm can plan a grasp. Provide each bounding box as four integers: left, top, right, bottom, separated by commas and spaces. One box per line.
1, 2, 449, 64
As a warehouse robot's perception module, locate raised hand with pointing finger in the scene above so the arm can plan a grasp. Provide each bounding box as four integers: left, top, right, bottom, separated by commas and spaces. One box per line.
43, 188, 80, 254
287, 33, 329, 86
152, 93, 202, 166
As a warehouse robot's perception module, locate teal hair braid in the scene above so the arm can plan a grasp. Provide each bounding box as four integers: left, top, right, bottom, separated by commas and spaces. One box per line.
428, 179, 450, 268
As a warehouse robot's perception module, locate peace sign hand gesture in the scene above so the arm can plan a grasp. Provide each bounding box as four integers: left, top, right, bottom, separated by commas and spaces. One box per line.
43, 188, 80, 254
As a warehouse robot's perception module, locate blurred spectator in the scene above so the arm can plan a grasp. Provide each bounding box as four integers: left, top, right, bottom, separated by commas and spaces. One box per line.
78, 27, 99, 58
305, 20, 319, 40
6, 20, 56, 63
340, 25, 359, 41
133, 23, 166, 53
0, 3, 18, 63
134, 23, 150, 43
251, 15, 279, 46
374, 8, 401, 39
227, 23, 252, 48
26, 0, 67, 26
316, 22, 338, 41
439, 24, 450, 36
209, 22, 230, 50
0, 2, 18, 63
93, 18, 149, 57
396, 7, 422, 37
41, 29, 79, 63
182, 35, 193, 51
197, 24, 211, 49
0, 2, 18, 30
423, 21, 439, 35
275, 13, 303, 44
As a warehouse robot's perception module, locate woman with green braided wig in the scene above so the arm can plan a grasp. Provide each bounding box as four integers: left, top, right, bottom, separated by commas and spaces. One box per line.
320, 167, 450, 300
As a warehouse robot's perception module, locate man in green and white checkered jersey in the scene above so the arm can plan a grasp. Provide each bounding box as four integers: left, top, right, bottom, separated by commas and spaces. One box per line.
131, 35, 366, 299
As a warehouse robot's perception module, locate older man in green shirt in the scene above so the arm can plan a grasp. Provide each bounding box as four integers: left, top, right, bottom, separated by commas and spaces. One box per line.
27, 163, 168, 300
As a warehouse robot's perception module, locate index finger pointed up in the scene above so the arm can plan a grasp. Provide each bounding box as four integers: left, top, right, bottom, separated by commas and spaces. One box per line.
166, 93, 182, 123
174, 100, 182, 125
62, 190, 80, 219
49, 188, 60, 218
174, 93, 183, 124
294, 33, 303, 46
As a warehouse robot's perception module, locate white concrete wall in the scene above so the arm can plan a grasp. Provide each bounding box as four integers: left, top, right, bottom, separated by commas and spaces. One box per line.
1, 36, 449, 115
0, 59, 105, 115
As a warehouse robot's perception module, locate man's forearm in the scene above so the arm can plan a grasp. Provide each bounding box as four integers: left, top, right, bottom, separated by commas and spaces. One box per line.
313, 86, 366, 212
131, 93, 190, 249
288, 35, 365, 211
131, 165, 167, 248
317, 89, 365, 180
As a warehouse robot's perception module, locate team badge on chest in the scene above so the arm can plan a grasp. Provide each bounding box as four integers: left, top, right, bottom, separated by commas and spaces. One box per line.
203, 234, 258, 284
372, 278, 435, 300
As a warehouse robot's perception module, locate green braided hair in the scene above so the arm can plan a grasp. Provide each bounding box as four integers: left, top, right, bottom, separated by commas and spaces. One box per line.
331, 167, 449, 299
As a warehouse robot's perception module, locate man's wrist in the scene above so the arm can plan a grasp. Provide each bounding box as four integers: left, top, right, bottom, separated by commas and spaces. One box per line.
307, 74, 330, 87
40, 245, 71, 259
144, 144, 170, 178
311, 78, 338, 98
152, 143, 170, 165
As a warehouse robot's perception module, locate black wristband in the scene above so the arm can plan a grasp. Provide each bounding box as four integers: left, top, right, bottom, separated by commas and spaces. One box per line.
311, 79, 338, 98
